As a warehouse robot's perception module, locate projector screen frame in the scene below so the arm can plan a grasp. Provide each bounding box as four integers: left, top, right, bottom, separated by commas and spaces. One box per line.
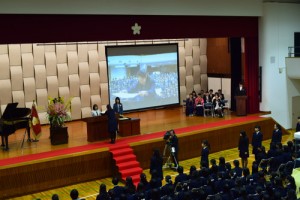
105, 43, 181, 113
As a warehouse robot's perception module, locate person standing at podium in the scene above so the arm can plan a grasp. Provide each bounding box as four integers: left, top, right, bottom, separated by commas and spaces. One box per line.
91, 104, 101, 117
105, 104, 118, 144
235, 82, 247, 96
113, 97, 123, 116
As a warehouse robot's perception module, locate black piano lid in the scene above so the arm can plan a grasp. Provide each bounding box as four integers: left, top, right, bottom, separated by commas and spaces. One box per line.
2, 103, 18, 119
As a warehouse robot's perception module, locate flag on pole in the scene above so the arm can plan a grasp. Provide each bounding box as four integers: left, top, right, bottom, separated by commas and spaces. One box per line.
31, 101, 42, 139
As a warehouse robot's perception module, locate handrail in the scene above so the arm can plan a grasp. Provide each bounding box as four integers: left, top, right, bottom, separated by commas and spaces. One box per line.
288, 46, 300, 57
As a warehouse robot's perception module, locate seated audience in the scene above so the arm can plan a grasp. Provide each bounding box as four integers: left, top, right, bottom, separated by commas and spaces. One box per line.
96, 184, 109, 200
70, 189, 79, 200
185, 93, 194, 116
194, 93, 204, 116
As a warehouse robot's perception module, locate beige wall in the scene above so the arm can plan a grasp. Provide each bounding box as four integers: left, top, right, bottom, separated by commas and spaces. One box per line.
0, 38, 207, 124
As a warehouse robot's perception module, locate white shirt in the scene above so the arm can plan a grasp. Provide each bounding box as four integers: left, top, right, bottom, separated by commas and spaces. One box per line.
91, 109, 101, 117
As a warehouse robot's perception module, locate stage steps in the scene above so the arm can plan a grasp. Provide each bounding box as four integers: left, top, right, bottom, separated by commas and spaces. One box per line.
109, 144, 142, 186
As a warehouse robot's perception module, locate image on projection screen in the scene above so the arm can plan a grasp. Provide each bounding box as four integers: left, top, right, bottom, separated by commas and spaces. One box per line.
106, 43, 180, 112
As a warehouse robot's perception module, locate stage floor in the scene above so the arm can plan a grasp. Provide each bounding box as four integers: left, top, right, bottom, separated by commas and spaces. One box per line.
1, 107, 240, 160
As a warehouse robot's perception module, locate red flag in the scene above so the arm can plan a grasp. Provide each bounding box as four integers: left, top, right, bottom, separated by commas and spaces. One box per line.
31, 102, 42, 139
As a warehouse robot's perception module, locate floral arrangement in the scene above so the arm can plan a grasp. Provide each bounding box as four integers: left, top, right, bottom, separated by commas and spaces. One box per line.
47, 96, 72, 128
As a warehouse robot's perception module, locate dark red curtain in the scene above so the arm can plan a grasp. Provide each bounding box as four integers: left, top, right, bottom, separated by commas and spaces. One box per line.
244, 37, 259, 114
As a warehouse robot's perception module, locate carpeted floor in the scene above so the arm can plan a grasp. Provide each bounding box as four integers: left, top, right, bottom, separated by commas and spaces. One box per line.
0, 115, 261, 167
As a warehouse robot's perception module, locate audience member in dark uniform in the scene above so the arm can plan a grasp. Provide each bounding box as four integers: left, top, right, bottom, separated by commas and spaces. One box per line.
96, 183, 109, 200
271, 123, 282, 145
125, 176, 136, 195
160, 175, 174, 197
139, 173, 150, 191
251, 125, 263, 161
255, 146, 267, 166
233, 160, 243, 177
185, 93, 195, 116
105, 104, 118, 144
174, 166, 189, 188
113, 97, 123, 116
238, 130, 249, 168
70, 189, 79, 200
169, 129, 179, 167
109, 177, 124, 199
218, 156, 226, 172
51, 194, 59, 200
201, 140, 210, 168
150, 148, 163, 180
296, 116, 300, 132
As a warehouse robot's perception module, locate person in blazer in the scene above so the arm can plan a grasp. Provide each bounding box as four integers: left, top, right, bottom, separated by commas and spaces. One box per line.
271, 123, 282, 145
113, 97, 123, 116
252, 125, 263, 161
238, 130, 249, 168
201, 140, 210, 168
105, 104, 118, 144
235, 82, 247, 96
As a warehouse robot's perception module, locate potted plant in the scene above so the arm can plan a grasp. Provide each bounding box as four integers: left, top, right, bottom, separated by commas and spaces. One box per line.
47, 97, 72, 145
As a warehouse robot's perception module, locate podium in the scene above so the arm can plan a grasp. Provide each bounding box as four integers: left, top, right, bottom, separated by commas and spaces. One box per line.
82, 116, 109, 142
118, 118, 141, 137
235, 96, 247, 116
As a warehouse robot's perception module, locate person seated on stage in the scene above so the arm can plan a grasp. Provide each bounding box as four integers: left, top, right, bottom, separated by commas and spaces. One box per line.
212, 94, 224, 118
191, 90, 197, 99
91, 104, 101, 117
208, 89, 215, 102
194, 93, 204, 116
218, 89, 225, 100
185, 93, 195, 116
113, 97, 123, 116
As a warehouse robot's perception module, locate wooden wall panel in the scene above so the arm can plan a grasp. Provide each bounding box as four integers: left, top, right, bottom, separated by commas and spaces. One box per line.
207, 38, 231, 75
0, 149, 112, 199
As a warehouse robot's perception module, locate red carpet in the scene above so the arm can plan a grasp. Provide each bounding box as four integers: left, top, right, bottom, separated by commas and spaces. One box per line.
0, 115, 261, 167
109, 144, 142, 186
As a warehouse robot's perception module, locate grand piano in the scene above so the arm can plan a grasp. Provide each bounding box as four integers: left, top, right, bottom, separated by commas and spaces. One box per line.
0, 103, 31, 150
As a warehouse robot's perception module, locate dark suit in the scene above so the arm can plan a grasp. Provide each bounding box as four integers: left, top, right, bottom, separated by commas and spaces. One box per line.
105, 109, 118, 143
235, 86, 247, 96
238, 136, 249, 159
252, 131, 263, 159
150, 155, 163, 179
201, 147, 209, 168
271, 129, 282, 144
113, 103, 123, 115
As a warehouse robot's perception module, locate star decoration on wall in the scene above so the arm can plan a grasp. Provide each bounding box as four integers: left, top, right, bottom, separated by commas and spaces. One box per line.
131, 23, 141, 35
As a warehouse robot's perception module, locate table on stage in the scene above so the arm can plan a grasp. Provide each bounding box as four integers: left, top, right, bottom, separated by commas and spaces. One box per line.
118, 118, 141, 137
82, 115, 109, 142
83, 116, 141, 142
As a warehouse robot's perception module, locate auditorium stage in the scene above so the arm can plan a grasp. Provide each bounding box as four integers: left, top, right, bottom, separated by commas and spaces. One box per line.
0, 107, 281, 199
